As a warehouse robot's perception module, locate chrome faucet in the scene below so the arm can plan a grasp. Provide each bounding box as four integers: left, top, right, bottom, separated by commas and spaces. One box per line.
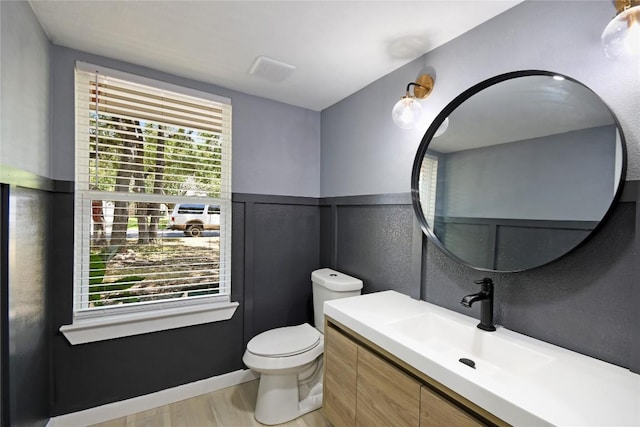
461, 278, 496, 331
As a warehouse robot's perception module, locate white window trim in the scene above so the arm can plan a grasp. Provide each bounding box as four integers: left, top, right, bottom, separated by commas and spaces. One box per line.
61, 300, 239, 345
61, 62, 236, 344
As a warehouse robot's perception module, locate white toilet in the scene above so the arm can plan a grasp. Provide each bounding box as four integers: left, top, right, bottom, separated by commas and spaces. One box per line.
242, 268, 363, 425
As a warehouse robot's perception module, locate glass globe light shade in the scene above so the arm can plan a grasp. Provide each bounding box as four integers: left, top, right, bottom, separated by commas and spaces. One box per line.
392, 96, 423, 129
434, 117, 450, 137
601, 5, 640, 60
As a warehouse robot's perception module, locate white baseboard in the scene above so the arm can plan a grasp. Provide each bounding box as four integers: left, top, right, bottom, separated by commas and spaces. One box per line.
47, 369, 259, 427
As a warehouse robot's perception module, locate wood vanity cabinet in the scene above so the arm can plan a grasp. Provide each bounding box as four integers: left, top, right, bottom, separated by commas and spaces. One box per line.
323, 319, 506, 427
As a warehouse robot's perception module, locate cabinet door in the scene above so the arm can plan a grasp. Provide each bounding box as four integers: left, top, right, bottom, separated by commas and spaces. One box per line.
420, 386, 486, 427
324, 325, 358, 427
356, 346, 421, 427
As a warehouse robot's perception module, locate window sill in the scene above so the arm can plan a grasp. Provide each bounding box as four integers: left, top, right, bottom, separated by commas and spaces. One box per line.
60, 301, 239, 345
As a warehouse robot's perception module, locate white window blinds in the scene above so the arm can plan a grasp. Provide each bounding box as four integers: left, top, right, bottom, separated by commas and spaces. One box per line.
74, 63, 232, 315
419, 155, 438, 227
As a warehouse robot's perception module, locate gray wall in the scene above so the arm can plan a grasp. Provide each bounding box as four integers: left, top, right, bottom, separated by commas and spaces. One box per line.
441, 125, 617, 221
0, 2, 51, 426
336, 203, 417, 294
8, 189, 51, 427
0, 185, 7, 427
321, 1, 640, 197
47, 48, 323, 414
321, 194, 422, 300
51, 47, 321, 197
635, 189, 640, 372
233, 195, 320, 341
0, 1, 51, 180
320, 1, 640, 373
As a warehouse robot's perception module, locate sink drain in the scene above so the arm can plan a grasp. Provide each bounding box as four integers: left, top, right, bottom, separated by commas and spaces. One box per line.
459, 358, 476, 369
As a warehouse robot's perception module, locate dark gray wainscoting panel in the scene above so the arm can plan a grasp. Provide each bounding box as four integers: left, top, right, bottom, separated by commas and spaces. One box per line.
319, 205, 336, 269
232, 201, 247, 344
435, 217, 598, 271
634, 182, 640, 374
50, 191, 245, 416
425, 201, 637, 370
434, 220, 492, 269
320, 193, 422, 299
239, 195, 321, 337
7, 186, 50, 427
0, 185, 8, 427
494, 221, 595, 271
51, 318, 244, 414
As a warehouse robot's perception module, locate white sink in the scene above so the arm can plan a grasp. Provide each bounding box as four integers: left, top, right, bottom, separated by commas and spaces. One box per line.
386, 311, 554, 378
324, 290, 640, 427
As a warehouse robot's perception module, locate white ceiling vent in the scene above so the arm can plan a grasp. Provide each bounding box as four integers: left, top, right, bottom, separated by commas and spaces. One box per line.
249, 56, 296, 82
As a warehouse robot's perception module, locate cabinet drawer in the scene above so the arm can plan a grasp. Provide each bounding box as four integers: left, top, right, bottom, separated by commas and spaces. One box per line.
356, 346, 421, 427
420, 386, 486, 427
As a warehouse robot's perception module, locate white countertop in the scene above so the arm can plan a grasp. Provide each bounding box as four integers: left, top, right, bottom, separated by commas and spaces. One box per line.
324, 290, 640, 427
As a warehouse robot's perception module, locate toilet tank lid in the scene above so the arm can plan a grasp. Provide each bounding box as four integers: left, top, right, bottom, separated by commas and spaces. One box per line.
311, 268, 363, 291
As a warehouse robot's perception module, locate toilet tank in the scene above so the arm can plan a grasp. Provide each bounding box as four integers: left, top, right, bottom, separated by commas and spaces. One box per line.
312, 268, 363, 333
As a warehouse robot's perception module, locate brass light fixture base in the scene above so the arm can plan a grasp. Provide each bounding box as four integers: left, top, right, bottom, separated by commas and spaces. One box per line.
413, 74, 434, 99
615, 0, 640, 14
603, 0, 640, 59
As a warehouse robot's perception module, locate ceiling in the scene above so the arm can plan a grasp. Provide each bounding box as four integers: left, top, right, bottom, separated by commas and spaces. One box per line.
29, 0, 522, 111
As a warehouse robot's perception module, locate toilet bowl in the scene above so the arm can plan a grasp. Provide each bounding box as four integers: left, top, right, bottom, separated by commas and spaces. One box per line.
242, 268, 363, 425
243, 324, 324, 425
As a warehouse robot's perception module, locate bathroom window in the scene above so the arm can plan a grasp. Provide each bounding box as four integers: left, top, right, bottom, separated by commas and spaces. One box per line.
62, 63, 236, 344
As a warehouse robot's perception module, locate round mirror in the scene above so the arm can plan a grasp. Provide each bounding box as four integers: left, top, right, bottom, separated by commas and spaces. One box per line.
411, 71, 626, 272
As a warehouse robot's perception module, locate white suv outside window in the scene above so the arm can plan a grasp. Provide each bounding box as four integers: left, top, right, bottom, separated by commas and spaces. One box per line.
168, 203, 221, 237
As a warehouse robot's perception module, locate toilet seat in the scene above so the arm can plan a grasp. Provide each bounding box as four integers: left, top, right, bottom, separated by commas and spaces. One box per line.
243, 323, 324, 374
247, 324, 320, 357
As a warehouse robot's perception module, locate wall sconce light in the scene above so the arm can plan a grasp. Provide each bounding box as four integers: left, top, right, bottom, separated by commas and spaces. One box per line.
602, 0, 640, 60
391, 74, 434, 129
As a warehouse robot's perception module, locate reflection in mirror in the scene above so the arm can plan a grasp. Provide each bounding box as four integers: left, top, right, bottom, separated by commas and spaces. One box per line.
413, 72, 625, 272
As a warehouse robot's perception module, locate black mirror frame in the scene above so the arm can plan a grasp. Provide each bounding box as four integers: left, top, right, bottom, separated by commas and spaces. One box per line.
410, 70, 628, 272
